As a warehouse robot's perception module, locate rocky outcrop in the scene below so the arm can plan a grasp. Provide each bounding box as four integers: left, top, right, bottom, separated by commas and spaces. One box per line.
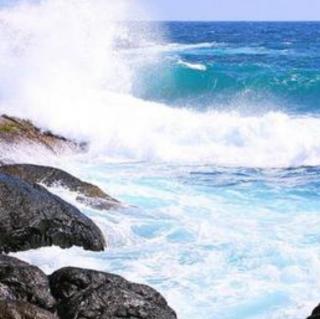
0, 164, 121, 211
0, 300, 58, 319
0, 255, 55, 311
0, 173, 105, 253
0, 256, 177, 319
0, 116, 177, 318
308, 305, 320, 319
49, 267, 177, 319
0, 115, 85, 156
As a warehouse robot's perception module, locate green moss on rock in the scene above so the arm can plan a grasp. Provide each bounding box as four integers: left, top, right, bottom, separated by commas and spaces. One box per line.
0, 122, 20, 133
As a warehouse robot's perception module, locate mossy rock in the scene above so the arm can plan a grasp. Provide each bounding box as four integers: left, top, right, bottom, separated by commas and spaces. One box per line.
0, 114, 83, 154
0, 122, 21, 133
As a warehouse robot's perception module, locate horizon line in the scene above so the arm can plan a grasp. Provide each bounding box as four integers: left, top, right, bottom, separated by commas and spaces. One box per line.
135, 19, 320, 23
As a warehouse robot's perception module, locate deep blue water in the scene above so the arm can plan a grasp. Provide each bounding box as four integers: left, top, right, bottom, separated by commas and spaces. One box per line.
134, 22, 320, 114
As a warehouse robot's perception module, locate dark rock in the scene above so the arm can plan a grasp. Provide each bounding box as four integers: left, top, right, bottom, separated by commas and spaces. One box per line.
0, 115, 83, 155
0, 255, 55, 311
0, 173, 105, 253
308, 304, 320, 318
0, 300, 58, 319
49, 267, 177, 319
0, 164, 120, 211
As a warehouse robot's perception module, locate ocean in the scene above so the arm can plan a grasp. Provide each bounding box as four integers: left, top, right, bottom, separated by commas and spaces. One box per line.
0, 1, 320, 318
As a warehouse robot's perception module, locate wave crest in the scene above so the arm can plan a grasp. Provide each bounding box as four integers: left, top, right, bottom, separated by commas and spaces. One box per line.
0, 1, 319, 168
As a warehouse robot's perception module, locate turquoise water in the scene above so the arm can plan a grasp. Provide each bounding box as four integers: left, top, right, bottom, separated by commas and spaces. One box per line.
16, 161, 320, 319
3, 13, 320, 319
133, 22, 320, 114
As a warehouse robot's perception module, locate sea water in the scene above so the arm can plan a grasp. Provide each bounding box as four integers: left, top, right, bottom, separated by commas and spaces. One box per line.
0, 1, 320, 318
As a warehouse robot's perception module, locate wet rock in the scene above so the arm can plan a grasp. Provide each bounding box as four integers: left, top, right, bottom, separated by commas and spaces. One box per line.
0, 164, 120, 211
0, 115, 85, 155
308, 304, 320, 318
49, 267, 177, 319
0, 255, 55, 311
0, 300, 57, 319
0, 173, 105, 253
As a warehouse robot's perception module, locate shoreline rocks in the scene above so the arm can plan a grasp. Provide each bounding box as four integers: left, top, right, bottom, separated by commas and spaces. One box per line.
0, 115, 84, 156
308, 305, 320, 319
2, 113, 318, 319
0, 300, 58, 319
49, 267, 177, 319
0, 173, 105, 253
0, 114, 177, 318
0, 164, 121, 211
0, 255, 177, 319
0, 255, 55, 311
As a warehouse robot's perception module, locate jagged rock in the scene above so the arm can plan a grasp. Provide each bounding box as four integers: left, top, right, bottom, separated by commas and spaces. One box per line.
0, 173, 105, 253
0, 115, 85, 155
0, 255, 55, 311
0, 300, 57, 319
308, 304, 320, 318
0, 164, 120, 211
49, 267, 177, 319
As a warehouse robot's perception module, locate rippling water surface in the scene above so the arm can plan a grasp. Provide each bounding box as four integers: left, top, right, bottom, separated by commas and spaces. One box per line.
2, 2, 320, 318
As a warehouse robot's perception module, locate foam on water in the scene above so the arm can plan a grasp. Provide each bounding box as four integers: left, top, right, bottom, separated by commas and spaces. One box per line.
177, 59, 207, 71
7, 97, 320, 167
0, 1, 320, 168
154, 42, 217, 52
1, 2, 320, 319
11, 163, 320, 319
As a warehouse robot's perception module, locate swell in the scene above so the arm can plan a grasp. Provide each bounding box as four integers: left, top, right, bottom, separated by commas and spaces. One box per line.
133, 59, 320, 112
0, 1, 320, 168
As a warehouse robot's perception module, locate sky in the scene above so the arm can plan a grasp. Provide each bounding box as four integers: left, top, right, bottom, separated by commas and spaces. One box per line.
0, 0, 319, 21
136, 0, 320, 21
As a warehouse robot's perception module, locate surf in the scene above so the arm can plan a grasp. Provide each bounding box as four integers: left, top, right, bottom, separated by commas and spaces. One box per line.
0, 0, 320, 169
0, 2, 320, 319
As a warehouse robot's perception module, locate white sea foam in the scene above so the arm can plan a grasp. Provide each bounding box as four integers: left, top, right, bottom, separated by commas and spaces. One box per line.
7, 94, 320, 168
11, 161, 320, 319
0, 1, 320, 169
177, 59, 207, 71
151, 41, 216, 53
1, 3, 319, 319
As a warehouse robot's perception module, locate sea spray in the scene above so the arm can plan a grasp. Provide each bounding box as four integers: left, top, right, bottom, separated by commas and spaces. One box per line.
0, 2, 320, 167
1, 4, 320, 318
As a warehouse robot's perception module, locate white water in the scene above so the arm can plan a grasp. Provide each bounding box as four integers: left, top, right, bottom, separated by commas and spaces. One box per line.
178, 59, 207, 71
1, 0, 320, 168
12, 162, 320, 319
0, 2, 320, 319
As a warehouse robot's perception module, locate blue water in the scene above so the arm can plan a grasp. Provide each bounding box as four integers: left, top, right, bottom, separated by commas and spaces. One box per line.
17, 161, 320, 319
134, 22, 320, 114
10, 21, 320, 319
